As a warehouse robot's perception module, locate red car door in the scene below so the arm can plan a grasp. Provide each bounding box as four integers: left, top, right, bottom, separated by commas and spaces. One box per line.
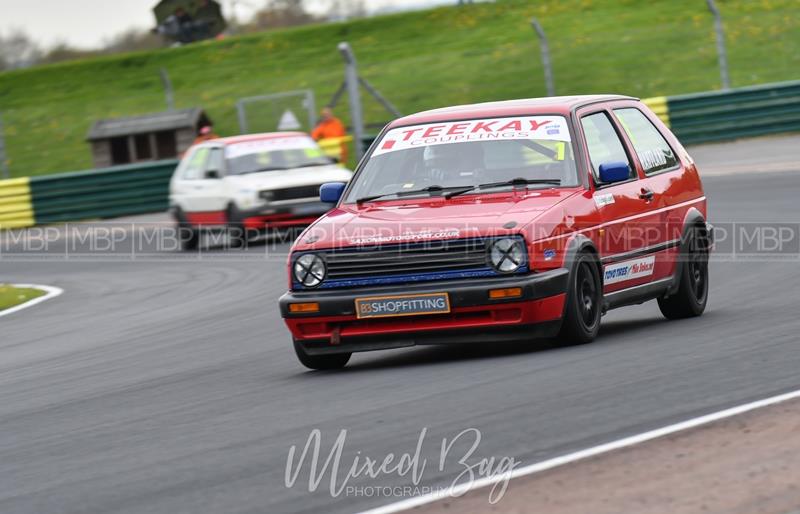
576, 107, 663, 294
612, 103, 692, 283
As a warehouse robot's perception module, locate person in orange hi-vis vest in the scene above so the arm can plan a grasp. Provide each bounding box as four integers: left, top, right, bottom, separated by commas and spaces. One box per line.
311, 107, 348, 163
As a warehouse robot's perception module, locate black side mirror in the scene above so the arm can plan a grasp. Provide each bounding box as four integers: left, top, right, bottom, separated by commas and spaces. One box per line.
205, 169, 221, 179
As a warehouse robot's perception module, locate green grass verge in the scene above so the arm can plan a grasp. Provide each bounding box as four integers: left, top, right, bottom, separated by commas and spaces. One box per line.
0, 284, 46, 311
0, 0, 798, 177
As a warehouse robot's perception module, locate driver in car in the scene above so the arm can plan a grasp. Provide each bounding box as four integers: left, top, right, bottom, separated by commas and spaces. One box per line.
422, 142, 486, 187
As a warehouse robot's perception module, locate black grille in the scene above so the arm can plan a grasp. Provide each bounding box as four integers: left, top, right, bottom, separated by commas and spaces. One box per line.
264, 185, 321, 202
322, 238, 491, 279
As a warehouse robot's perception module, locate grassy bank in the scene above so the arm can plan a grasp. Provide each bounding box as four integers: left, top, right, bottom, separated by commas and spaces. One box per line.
0, 0, 798, 177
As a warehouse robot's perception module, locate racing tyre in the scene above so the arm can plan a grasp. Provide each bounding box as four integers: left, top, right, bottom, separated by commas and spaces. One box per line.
180, 227, 200, 251
557, 252, 602, 345
174, 209, 200, 251
227, 205, 248, 249
293, 340, 351, 370
228, 224, 247, 249
658, 227, 709, 319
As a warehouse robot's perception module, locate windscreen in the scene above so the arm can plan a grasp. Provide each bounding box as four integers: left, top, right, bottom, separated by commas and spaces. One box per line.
225, 136, 332, 175
343, 115, 577, 203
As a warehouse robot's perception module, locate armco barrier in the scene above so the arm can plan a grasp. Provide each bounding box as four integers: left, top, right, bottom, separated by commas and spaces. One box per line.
644, 80, 800, 145
668, 80, 800, 145
28, 159, 178, 225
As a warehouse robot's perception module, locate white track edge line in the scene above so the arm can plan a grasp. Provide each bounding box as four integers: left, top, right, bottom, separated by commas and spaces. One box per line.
357, 387, 800, 514
0, 284, 63, 318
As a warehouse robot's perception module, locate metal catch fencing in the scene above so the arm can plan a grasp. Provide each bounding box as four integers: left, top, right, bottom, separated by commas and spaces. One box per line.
236, 90, 317, 135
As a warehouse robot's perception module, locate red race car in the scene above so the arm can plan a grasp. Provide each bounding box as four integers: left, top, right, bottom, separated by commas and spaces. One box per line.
279, 95, 713, 370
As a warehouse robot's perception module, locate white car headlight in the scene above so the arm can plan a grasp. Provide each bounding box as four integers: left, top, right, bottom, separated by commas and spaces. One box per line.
293, 253, 327, 287
489, 238, 525, 273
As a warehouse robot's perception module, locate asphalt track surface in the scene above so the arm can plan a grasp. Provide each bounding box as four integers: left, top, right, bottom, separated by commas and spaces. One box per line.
1, 136, 799, 514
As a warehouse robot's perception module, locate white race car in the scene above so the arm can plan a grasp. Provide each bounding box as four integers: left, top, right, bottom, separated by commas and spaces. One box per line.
169, 132, 352, 249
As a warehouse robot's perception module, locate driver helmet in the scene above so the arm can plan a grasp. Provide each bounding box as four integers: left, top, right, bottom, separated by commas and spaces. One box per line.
423, 142, 484, 181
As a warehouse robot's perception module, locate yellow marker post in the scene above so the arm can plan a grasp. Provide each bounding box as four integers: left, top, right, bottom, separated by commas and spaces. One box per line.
642, 96, 671, 127
0, 177, 34, 229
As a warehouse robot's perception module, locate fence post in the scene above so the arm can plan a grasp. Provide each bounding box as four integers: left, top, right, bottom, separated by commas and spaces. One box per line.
304, 89, 318, 130
358, 77, 402, 118
0, 113, 9, 179
530, 18, 555, 97
338, 42, 365, 162
159, 68, 176, 111
706, 0, 731, 90
236, 100, 249, 134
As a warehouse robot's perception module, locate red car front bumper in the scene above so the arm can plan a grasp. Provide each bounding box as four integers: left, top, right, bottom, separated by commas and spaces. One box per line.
279, 269, 568, 355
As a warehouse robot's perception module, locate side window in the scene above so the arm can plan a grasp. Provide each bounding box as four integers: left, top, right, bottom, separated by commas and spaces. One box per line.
580, 112, 634, 180
180, 147, 209, 180
205, 148, 224, 177
614, 108, 678, 174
